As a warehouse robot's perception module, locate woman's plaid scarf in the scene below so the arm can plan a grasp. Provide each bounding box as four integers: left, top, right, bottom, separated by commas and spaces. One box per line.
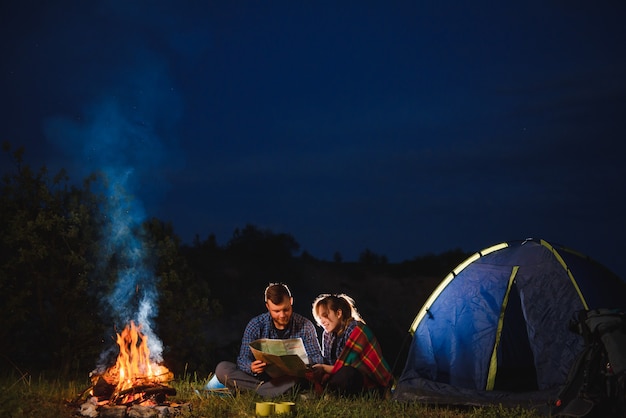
328, 322, 393, 389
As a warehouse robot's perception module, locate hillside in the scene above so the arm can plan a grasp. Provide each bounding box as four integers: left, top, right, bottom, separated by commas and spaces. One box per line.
200, 254, 465, 377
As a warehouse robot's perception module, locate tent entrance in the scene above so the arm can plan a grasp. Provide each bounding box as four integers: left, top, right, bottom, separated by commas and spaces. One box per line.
493, 281, 538, 391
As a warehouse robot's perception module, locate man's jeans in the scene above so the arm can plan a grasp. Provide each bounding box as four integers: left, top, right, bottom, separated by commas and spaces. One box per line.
215, 361, 304, 398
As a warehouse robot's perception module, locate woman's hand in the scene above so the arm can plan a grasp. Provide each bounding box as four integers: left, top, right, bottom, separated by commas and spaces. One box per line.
250, 359, 267, 374
305, 363, 324, 382
306, 363, 334, 390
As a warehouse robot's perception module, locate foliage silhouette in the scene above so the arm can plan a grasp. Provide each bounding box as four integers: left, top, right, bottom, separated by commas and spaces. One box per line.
0, 143, 106, 375
1, 143, 469, 378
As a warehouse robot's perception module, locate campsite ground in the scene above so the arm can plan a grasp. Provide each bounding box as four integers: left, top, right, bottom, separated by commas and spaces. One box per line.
1, 374, 544, 417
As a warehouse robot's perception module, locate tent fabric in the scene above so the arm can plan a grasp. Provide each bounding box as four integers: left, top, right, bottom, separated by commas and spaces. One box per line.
393, 238, 626, 408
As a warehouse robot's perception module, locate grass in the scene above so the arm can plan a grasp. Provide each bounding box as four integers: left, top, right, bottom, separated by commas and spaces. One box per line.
0, 372, 544, 418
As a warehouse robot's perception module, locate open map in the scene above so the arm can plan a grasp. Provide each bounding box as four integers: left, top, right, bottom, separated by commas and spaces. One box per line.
249, 338, 311, 378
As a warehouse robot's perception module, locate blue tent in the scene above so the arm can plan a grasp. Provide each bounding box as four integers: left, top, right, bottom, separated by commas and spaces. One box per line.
393, 238, 626, 408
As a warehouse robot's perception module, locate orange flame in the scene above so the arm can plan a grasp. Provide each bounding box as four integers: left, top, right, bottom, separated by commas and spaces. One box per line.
112, 321, 172, 393
88, 321, 174, 406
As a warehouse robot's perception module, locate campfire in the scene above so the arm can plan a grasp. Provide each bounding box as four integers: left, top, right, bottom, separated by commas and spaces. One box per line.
91, 321, 174, 404
77, 321, 186, 418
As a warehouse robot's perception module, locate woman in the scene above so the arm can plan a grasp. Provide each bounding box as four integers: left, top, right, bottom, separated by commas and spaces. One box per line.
308, 294, 393, 396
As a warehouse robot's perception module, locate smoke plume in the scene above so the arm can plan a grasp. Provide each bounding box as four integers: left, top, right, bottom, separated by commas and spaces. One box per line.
43, 59, 181, 364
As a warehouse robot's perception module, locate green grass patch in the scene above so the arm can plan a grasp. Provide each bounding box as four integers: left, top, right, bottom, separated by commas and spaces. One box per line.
0, 373, 543, 417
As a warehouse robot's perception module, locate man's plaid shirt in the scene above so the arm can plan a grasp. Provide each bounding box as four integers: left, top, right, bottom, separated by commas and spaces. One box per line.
236, 311, 323, 375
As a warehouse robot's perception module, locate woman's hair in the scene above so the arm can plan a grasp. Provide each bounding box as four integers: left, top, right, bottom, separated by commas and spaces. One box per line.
264, 282, 292, 304
312, 293, 364, 334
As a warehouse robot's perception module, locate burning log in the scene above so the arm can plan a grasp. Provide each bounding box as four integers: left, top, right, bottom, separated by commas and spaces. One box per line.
90, 374, 177, 405
114, 384, 177, 406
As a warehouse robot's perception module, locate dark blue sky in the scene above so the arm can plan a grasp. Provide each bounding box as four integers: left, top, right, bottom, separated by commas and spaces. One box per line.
2, 1, 625, 277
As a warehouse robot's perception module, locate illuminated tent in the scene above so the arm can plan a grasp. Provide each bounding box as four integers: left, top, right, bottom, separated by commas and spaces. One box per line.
392, 238, 626, 408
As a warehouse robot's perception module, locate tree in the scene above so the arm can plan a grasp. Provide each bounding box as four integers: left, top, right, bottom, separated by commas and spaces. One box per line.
358, 248, 388, 265
143, 218, 222, 375
224, 224, 301, 281
0, 143, 106, 375
227, 224, 300, 260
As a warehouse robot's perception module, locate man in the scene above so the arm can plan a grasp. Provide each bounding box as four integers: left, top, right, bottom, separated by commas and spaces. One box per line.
215, 283, 323, 397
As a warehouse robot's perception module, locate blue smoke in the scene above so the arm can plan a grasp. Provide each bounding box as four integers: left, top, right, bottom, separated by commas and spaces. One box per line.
43, 61, 181, 364
98, 163, 163, 362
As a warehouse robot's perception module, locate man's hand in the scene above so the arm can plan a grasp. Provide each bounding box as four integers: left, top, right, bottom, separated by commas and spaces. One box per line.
312, 363, 333, 374
251, 359, 267, 374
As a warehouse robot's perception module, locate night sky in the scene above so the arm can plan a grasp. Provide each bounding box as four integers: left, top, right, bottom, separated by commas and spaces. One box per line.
2, 2, 626, 278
